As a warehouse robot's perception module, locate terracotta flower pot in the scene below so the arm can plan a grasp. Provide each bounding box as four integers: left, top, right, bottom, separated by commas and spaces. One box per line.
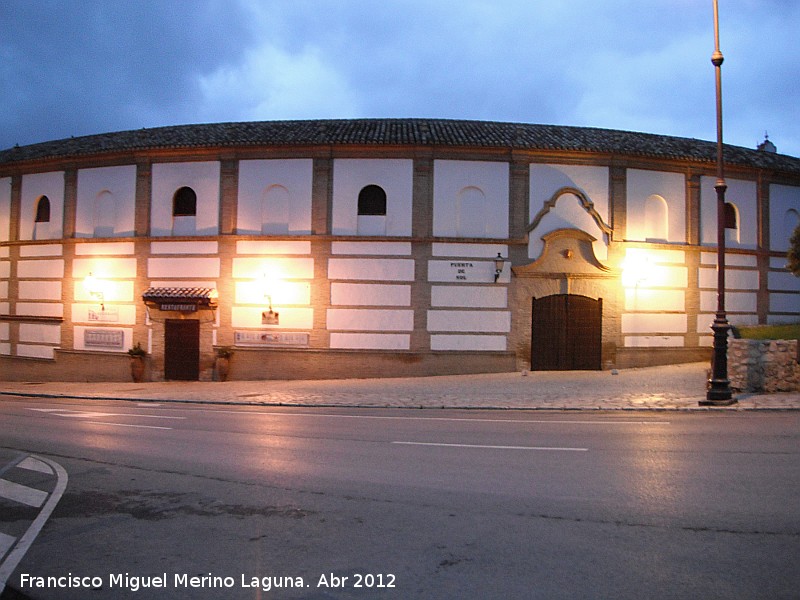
216, 357, 230, 382
130, 356, 145, 382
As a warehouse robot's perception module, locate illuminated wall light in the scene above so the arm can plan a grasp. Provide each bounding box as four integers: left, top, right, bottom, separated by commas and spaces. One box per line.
621, 252, 653, 288
257, 269, 285, 325
83, 272, 106, 310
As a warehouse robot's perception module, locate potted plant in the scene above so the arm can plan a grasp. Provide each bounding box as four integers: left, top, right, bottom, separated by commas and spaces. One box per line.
215, 346, 233, 382
127, 342, 147, 382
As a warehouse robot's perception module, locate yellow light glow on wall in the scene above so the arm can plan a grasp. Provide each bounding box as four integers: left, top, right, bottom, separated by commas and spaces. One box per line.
83, 272, 106, 309
258, 267, 284, 301
622, 250, 654, 288
74, 257, 137, 304
235, 280, 310, 305
83, 272, 101, 296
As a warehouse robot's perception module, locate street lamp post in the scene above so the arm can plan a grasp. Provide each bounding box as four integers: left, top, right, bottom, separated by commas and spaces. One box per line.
701, 0, 736, 405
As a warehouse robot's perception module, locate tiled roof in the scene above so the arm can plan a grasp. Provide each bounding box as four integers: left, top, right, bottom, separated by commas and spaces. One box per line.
142, 287, 218, 302
2, 118, 799, 174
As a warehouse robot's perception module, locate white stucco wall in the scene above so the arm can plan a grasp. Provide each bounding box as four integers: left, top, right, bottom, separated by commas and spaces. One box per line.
700, 176, 757, 249
332, 241, 411, 255
626, 169, 686, 243
330, 333, 410, 350
18, 280, 62, 300
237, 159, 313, 235
236, 240, 311, 255
16, 258, 64, 278
433, 160, 509, 238
151, 162, 220, 236
769, 184, 800, 252
332, 159, 413, 236
331, 283, 411, 306
14, 250, 66, 322
769, 270, 800, 292
148, 257, 220, 278
328, 258, 415, 281
75, 165, 137, 237
20, 171, 65, 241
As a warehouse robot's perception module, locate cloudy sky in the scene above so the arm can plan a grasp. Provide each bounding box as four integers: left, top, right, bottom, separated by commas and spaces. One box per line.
2, 0, 798, 156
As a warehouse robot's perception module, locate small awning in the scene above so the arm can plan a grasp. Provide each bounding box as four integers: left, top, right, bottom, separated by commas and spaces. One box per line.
142, 287, 218, 312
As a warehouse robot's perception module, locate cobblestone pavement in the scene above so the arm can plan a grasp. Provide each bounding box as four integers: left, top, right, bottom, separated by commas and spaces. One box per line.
1, 362, 799, 410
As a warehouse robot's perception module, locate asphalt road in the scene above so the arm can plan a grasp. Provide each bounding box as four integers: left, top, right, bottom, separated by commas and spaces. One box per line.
1, 394, 799, 599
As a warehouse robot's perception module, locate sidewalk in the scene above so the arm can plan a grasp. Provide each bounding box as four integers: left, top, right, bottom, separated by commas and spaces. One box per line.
2, 362, 799, 411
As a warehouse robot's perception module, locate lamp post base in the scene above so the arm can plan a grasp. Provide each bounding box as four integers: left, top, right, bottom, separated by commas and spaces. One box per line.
700, 315, 737, 406
700, 388, 737, 406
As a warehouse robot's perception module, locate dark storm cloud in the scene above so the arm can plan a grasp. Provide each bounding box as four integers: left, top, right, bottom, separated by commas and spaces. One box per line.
1, 0, 255, 146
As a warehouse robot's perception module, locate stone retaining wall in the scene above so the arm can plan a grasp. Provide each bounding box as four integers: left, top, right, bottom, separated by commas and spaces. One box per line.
729, 339, 800, 392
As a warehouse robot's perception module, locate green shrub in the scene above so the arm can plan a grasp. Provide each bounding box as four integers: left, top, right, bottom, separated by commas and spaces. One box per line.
735, 323, 800, 340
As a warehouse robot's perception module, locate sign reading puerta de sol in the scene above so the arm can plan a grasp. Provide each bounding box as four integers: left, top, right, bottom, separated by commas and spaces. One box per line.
427, 260, 504, 283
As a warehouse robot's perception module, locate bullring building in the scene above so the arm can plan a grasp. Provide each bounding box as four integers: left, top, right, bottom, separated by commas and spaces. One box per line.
0, 119, 798, 382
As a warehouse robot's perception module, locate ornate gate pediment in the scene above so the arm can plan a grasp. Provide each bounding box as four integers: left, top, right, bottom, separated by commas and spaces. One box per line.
513, 228, 614, 278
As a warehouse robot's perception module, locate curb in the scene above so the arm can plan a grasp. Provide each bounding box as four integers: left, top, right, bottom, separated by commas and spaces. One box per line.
2, 390, 798, 411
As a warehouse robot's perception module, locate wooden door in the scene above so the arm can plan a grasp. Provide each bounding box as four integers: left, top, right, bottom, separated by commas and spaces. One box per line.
164, 319, 200, 380
531, 295, 602, 370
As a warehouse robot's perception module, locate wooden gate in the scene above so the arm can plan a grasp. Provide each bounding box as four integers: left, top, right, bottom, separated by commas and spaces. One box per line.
531, 294, 602, 370
164, 319, 200, 380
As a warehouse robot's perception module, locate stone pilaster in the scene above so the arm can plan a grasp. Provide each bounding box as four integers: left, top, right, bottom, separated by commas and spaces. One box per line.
756, 173, 770, 324
686, 171, 701, 246
219, 159, 238, 235
411, 155, 434, 351
312, 157, 332, 235
310, 239, 331, 349
609, 166, 626, 241
134, 161, 151, 237
509, 158, 529, 241
62, 168, 77, 239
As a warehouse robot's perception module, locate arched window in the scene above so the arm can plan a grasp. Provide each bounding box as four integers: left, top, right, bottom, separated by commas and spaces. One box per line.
173, 187, 197, 217
724, 202, 740, 243
357, 185, 387, 216
787, 208, 800, 229
34, 195, 51, 223
723, 202, 737, 229
644, 194, 669, 241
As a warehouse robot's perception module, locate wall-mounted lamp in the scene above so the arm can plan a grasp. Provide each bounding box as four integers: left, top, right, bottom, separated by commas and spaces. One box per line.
83, 272, 105, 310
621, 253, 652, 288
494, 253, 506, 283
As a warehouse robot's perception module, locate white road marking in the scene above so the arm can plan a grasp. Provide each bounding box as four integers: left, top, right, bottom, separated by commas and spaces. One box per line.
17, 457, 53, 475
53, 411, 115, 418
22, 408, 180, 431
26, 408, 184, 420
392, 441, 589, 451
0, 456, 68, 595
0, 533, 15, 561
84, 421, 173, 430
0, 478, 48, 508
198, 409, 669, 426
